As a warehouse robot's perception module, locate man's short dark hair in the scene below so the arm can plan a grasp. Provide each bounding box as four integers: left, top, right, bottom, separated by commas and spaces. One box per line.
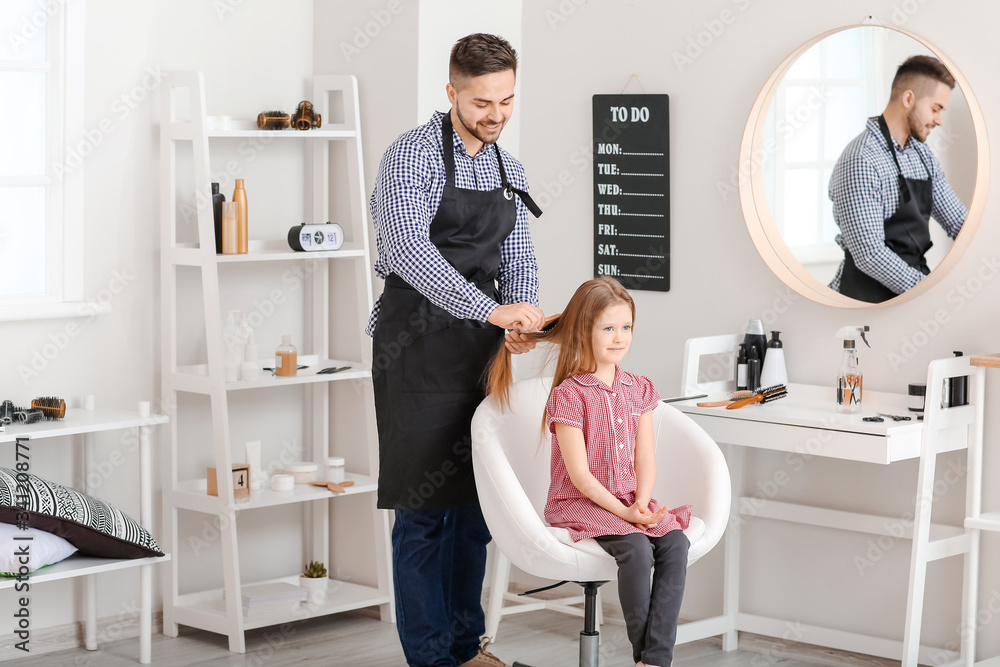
449, 33, 518, 86
891, 55, 956, 100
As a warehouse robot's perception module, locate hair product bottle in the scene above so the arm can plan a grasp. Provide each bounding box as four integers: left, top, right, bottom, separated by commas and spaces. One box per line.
746, 345, 761, 391
743, 318, 767, 367
835, 326, 870, 413
221, 202, 239, 254
233, 179, 248, 254
211, 183, 225, 254
275, 335, 297, 377
222, 310, 243, 382
736, 343, 748, 391
759, 331, 788, 387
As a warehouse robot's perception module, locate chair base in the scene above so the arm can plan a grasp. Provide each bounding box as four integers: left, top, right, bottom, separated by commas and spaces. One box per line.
510, 581, 605, 667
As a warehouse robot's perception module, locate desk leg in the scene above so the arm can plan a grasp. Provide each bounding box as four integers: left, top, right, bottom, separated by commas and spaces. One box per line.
722, 443, 744, 652
902, 440, 938, 667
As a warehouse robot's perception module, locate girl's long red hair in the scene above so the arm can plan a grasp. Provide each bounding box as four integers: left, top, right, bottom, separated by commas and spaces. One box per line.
485, 276, 636, 410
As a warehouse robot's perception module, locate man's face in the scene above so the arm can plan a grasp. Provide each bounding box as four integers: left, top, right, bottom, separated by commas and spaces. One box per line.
447, 69, 515, 147
907, 81, 951, 143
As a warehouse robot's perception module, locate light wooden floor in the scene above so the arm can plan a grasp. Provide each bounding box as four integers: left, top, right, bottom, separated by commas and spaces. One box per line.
11, 608, 904, 667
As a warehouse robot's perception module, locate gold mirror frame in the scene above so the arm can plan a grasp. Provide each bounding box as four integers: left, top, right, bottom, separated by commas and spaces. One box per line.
738, 24, 989, 308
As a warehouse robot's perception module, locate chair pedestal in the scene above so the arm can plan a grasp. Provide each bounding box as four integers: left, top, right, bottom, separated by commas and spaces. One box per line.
512, 581, 605, 667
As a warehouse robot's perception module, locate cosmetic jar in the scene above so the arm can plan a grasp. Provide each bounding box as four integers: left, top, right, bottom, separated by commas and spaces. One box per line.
270, 474, 295, 492
283, 462, 318, 484
326, 457, 346, 484
908, 383, 926, 412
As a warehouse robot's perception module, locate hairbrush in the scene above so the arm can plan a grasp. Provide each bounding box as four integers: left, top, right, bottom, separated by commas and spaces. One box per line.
290, 101, 322, 130
257, 111, 290, 130
32, 396, 66, 419
697, 389, 757, 407
726, 384, 788, 409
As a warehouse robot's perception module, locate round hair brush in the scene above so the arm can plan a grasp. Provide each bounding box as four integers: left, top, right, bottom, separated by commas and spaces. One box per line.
32, 397, 66, 419
257, 111, 290, 130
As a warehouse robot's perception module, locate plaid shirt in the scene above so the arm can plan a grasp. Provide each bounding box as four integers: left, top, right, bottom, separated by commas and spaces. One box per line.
828, 117, 967, 294
366, 111, 539, 336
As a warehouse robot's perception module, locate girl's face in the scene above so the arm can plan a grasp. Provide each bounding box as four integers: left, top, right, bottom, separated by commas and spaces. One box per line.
591, 301, 633, 369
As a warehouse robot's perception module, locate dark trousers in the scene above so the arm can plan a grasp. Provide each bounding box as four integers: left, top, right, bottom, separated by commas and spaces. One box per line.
595, 530, 690, 666
392, 505, 492, 667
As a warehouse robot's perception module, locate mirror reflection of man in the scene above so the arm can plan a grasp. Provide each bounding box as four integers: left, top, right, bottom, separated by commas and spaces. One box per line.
828, 55, 968, 303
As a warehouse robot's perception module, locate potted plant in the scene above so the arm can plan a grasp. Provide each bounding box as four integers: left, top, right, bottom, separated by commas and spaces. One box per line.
299, 560, 328, 605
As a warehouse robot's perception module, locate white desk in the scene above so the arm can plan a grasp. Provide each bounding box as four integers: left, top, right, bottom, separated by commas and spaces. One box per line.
673, 374, 981, 667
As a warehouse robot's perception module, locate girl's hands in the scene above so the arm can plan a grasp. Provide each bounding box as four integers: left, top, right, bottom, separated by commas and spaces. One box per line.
620, 502, 669, 529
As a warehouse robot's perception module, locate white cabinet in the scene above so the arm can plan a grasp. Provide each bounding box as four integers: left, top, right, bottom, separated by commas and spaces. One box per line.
158, 71, 392, 654
0, 404, 170, 664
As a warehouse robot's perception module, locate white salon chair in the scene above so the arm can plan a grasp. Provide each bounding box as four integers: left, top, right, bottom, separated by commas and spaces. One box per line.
472, 377, 731, 667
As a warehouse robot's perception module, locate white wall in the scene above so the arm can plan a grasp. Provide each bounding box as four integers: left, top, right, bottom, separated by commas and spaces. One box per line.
417, 0, 523, 153
519, 0, 1000, 659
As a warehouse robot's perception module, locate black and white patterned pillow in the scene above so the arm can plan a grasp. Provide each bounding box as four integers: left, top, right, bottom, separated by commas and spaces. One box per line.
0, 468, 163, 559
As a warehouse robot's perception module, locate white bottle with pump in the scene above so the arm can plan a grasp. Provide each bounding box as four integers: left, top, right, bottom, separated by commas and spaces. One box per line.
835, 325, 870, 413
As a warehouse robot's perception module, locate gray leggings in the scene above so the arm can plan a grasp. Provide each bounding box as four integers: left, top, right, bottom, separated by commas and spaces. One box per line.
595, 530, 689, 667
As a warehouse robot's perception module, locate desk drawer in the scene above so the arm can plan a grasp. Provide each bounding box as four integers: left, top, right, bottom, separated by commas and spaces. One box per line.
687, 414, 924, 464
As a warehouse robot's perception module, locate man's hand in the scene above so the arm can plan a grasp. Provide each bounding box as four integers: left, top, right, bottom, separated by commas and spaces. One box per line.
487, 302, 545, 334
505, 331, 538, 355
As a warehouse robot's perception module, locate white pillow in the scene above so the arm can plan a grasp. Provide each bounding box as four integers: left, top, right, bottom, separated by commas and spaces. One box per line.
0, 523, 78, 575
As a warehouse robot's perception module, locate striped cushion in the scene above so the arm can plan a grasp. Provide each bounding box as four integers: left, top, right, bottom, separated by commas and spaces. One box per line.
0, 468, 163, 559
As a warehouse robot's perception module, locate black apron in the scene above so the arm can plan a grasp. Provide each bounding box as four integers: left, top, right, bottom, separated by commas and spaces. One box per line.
839, 115, 933, 303
373, 114, 541, 511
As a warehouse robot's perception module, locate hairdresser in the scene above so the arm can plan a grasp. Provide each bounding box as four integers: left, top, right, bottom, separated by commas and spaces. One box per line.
366, 33, 544, 667
829, 55, 968, 303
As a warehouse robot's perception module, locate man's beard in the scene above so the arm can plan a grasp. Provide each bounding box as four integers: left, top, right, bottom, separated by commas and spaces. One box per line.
456, 107, 503, 146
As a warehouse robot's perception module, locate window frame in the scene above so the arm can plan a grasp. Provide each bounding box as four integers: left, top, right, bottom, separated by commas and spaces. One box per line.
0, 0, 94, 321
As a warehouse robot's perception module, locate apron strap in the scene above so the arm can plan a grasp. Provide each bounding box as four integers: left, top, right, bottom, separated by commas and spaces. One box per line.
493, 141, 543, 218
877, 115, 932, 198
442, 114, 457, 188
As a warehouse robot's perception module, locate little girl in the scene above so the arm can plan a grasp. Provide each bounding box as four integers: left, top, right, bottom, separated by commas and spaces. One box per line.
488, 276, 692, 667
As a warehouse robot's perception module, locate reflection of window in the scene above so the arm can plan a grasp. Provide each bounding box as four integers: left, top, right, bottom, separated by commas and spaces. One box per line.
0, 1, 84, 318
763, 29, 883, 277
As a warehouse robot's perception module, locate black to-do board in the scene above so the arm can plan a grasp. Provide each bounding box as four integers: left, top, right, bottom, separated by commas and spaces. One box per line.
592, 94, 670, 292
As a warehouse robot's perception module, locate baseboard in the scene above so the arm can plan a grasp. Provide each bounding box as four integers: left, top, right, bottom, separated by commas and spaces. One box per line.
0, 612, 163, 662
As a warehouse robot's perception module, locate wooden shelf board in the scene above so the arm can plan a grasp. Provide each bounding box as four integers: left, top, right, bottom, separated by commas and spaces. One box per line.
0, 554, 170, 588
173, 576, 389, 632
0, 409, 168, 444
970, 353, 1000, 368
172, 472, 377, 513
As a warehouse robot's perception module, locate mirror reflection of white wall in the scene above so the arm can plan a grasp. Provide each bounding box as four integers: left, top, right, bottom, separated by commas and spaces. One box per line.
761, 27, 976, 286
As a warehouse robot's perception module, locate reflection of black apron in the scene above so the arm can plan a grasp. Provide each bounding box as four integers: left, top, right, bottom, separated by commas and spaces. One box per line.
373, 114, 541, 511
840, 116, 933, 304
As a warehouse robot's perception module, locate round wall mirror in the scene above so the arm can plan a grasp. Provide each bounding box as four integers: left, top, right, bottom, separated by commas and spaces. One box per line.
739, 23, 989, 308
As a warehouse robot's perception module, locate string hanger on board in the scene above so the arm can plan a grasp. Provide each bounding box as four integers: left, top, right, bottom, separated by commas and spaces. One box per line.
619, 73, 647, 95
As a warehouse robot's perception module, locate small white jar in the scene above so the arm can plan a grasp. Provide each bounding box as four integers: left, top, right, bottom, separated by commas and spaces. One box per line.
326, 457, 346, 484
270, 474, 295, 492
284, 461, 318, 484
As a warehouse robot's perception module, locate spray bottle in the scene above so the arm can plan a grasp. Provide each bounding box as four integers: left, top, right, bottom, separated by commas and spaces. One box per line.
835, 325, 870, 413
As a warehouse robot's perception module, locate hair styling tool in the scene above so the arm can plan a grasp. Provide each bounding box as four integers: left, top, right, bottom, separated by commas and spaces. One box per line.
726, 384, 788, 409
697, 389, 757, 408
32, 397, 66, 419
256, 111, 290, 130
290, 101, 322, 130
876, 412, 911, 422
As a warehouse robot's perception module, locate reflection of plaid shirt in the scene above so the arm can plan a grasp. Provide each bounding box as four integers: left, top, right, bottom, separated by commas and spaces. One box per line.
828, 117, 967, 293
366, 111, 538, 336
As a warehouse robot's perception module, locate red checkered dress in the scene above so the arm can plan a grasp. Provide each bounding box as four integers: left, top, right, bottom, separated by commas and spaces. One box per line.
543, 367, 692, 542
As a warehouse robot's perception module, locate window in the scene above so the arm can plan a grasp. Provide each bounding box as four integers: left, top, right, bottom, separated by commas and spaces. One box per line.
762, 28, 884, 284
0, 0, 85, 320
